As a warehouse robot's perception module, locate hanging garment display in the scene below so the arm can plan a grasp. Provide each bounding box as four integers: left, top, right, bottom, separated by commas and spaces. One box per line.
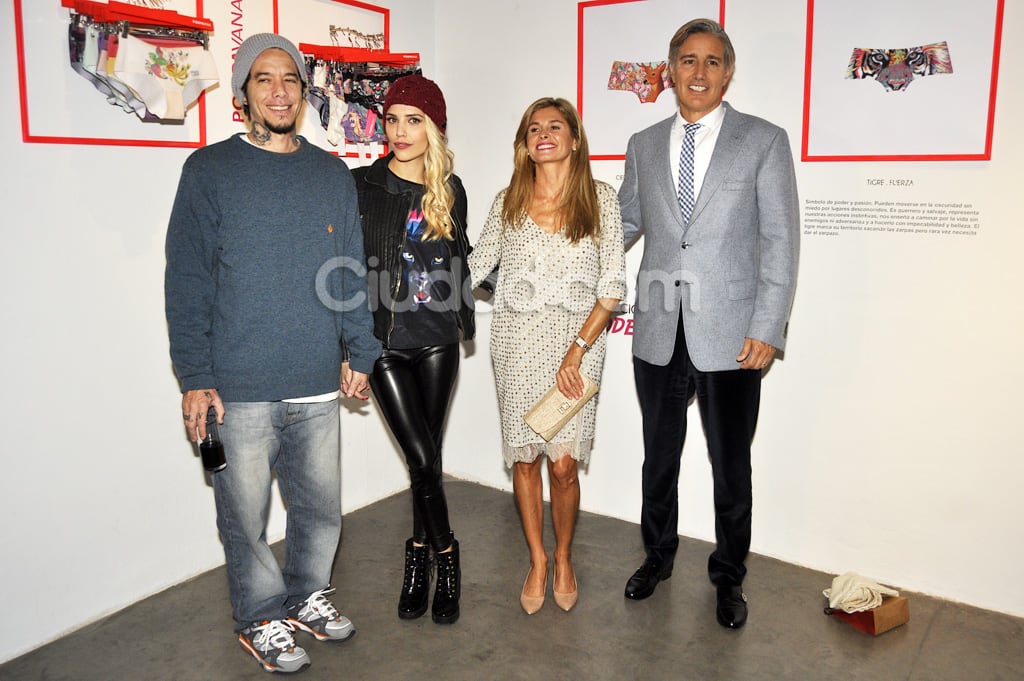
299, 43, 421, 147
63, 0, 217, 123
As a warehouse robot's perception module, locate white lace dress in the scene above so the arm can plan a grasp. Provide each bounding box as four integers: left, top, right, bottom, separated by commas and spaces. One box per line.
469, 181, 627, 467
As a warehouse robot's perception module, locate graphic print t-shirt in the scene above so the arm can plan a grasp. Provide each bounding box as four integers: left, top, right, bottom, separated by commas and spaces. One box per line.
384, 169, 460, 350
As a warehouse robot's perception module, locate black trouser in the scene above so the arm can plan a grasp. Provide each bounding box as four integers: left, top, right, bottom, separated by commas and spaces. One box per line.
370, 343, 459, 553
633, 312, 760, 587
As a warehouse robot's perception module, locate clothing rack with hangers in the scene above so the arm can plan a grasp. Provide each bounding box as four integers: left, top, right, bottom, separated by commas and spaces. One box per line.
298, 44, 420, 67
62, 0, 218, 123
61, 0, 214, 33
298, 42, 422, 151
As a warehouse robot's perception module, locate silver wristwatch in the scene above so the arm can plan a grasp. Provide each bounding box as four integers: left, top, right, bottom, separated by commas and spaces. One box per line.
574, 335, 592, 352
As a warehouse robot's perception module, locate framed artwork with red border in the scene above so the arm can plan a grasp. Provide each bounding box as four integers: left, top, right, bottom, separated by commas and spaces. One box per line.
273, 0, 389, 51
273, 0, 391, 159
577, 0, 726, 161
801, 0, 1004, 162
15, 0, 210, 148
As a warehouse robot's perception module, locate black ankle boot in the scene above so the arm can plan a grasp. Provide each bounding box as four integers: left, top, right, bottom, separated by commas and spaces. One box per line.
398, 538, 432, 619
431, 537, 460, 624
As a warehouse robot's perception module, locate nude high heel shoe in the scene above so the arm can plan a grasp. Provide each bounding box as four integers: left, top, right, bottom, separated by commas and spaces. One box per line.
553, 563, 578, 612
520, 565, 547, 615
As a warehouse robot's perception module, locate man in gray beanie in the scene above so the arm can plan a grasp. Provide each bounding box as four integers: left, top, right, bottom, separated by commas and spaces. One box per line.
165, 32, 381, 673
230, 32, 308, 132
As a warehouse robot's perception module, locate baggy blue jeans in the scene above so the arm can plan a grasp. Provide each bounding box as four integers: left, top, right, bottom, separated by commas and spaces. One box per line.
212, 399, 341, 630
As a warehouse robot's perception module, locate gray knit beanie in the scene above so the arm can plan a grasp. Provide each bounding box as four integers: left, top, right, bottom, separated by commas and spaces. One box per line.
231, 33, 307, 106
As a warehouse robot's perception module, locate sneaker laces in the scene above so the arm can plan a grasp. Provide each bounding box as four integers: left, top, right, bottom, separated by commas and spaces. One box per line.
298, 586, 339, 622
250, 619, 298, 652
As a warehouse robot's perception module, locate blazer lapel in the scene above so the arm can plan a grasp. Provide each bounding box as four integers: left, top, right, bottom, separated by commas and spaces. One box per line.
688, 103, 744, 231
647, 117, 684, 231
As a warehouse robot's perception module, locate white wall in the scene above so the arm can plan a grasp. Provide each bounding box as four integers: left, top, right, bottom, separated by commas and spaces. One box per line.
2, 0, 1022, 664
0, 0, 435, 663
438, 0, 1024, 619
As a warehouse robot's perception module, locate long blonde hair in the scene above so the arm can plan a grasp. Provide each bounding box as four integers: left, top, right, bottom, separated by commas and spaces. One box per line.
501, 97, 599, 244
420, 116, 456, 241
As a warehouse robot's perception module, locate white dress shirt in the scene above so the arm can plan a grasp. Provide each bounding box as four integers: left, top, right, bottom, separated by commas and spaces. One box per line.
669, 103, 726, 206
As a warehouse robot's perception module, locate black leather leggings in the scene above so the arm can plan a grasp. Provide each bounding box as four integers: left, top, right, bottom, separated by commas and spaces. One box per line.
370, 343, 459, 552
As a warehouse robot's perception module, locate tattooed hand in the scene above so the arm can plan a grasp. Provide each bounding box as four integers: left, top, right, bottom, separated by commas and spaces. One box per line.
181, 388, 224, 442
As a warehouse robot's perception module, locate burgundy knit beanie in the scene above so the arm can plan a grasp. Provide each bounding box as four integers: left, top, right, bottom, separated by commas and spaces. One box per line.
383, 75, 447, 132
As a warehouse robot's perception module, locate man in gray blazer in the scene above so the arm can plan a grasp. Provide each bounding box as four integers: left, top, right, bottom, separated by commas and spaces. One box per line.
618, 18, 799, 629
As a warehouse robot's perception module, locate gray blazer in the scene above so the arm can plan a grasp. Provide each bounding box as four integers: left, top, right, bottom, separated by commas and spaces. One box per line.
619, 102, 800, 371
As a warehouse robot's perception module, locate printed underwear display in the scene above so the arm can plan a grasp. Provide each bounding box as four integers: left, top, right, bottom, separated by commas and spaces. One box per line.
846, 41, 953, 92
607, 60, 671, 104
303, 52, 421, 147
66, 10, 217, 122
114, 33, 218, 120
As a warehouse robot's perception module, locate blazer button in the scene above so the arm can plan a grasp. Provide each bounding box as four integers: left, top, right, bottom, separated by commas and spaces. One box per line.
681, 242, 690, 249
674, 280, 681, 287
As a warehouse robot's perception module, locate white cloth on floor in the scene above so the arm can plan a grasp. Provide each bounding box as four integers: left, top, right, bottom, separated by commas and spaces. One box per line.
823, 572, 900, 613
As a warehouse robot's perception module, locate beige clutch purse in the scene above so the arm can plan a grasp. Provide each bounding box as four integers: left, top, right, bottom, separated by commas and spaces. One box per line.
523, 372, 599, 442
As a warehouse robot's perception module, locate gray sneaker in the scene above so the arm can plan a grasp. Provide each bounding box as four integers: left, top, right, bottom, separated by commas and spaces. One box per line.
238, 619, 311, 673
287, 586, 356, 642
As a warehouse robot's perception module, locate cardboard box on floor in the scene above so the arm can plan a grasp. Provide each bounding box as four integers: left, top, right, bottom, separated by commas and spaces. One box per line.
828, 596, 910, 635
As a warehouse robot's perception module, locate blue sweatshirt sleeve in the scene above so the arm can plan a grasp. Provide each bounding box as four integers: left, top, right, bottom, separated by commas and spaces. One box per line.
164, 153, 218, 393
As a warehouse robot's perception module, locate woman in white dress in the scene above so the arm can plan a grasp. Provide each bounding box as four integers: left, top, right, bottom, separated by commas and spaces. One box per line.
469, 97, 626, 614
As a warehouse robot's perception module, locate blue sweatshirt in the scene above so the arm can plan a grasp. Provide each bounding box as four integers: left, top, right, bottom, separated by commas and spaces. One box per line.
165, 134, 381, 402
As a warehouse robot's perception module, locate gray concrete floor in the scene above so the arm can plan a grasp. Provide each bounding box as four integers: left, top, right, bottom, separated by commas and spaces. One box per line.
3, 479, 1022, 680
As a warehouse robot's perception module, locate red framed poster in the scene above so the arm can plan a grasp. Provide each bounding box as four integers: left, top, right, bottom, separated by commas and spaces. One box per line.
577, 0, 726, 161
273, 0, 389, 51
272, 0, 391, 159
15, 0, 211, 148
801, 0, 1004, 162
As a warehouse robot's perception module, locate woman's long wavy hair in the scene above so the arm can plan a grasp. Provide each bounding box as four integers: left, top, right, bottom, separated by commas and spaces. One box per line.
419, 116, 456, 241
501, 97, 599, 244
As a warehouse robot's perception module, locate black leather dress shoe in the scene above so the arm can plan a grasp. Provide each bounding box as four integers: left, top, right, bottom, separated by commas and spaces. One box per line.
624, 558, 673, 600
716, 585, 748, 628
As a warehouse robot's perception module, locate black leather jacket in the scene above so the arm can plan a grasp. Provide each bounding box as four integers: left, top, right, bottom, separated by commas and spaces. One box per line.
351, 154, 475, 345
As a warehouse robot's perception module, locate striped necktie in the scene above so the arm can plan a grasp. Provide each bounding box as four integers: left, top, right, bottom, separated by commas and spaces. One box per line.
677, 122, 701, 221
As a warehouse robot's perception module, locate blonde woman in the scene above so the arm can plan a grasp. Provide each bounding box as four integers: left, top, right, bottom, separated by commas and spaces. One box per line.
469, 97, 626, 613
351, 76, 473, 624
